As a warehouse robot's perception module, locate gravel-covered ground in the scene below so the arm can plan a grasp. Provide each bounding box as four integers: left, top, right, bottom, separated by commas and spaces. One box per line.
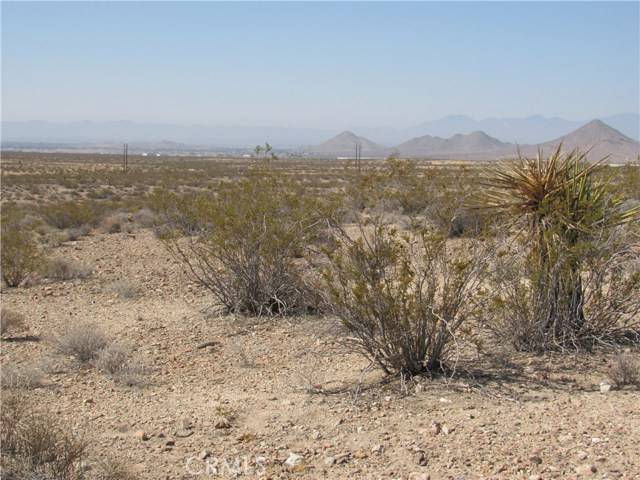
2, 230, 639, 480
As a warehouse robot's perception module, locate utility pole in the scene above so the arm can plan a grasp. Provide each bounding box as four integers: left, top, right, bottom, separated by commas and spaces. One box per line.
122, 143, 129, 172
355, 143, 362, 175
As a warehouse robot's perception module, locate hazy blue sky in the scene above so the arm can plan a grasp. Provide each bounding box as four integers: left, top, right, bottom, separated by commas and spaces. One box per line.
2, 1, 638, 128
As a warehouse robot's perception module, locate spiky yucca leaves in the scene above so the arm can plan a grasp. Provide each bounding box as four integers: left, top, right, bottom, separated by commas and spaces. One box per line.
482, 146, 639, 350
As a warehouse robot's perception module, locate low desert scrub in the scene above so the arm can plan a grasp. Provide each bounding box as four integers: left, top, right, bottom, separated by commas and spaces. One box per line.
52, 323, 109, 363
160, 168, 331, 316
106, 279, 140, 299
322, 217, 489, 376
0, 394, 87, 480
94, 458, 136, 480
91, 343, 148, 386
609, 353, 640, 387
44, 257, 93, 281
131, 207, 157, 228
1, 216, 43, 287
481, 148, 639, 351
1, 363, 44, 389
40, 200, 105, 230
1, 308, 25, 337
100, 212, 133, 234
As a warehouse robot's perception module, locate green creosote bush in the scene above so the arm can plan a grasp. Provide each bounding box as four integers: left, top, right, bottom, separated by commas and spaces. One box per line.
322, 215, 490, 376
159, 166, 335, 316
1, 212, 44, 287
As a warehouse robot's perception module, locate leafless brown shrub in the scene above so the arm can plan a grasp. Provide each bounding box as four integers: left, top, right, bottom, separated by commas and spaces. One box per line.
1, 308, 25, 337
52, 323, 109, 363
44, 257, 92, 281
610, 353, 640, 387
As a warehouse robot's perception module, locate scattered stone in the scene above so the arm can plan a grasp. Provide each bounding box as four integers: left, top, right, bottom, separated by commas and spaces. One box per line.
165, 439, 175, 447
575, 464, 597, 476
415, 450, 428, 466
175, 430, 194, 438
199, 450, 211, 460
576, 451, 589, 461
371, 444, 384, 455
83, 398, 94, 405
430, 422, 442, 435
353, 449, 368, 459
529, 475, 542, 480
133, 430, 149, 441
529, 455, 542, 465
442, 425, 454, 435
599, 382, 612, 393
324, 456, 336, 466
214, 418, 232, 429
197, 341, 217, 349
284, 452, 305, 472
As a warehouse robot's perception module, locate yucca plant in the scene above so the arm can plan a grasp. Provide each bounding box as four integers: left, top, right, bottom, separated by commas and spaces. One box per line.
481, 146, 638, 349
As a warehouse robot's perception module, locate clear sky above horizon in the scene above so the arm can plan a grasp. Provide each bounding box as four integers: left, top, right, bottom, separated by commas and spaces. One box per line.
2, 1, 638, 129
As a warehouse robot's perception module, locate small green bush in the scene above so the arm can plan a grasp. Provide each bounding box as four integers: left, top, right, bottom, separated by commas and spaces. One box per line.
161, 167, 331, 315
1, 217, 43, 287
40, 200, 105, 230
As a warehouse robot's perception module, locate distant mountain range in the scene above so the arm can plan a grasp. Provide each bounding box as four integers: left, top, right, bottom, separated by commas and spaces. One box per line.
2, 113, 638, 148
304, 120, 640, 163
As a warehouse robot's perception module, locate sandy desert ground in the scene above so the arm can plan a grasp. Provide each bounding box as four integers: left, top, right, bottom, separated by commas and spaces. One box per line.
2, 226, 639, 480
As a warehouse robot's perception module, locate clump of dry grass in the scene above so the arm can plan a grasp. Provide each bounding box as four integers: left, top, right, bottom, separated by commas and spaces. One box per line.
1, 308, 25, 337
44, 257, 92, 281
610, 353, 640, 387
100, 212, 133, 234
91, 343, 149, 387
106, 279, 140, 299
52, 323, 109, 363
0, 363, 44, 389
0, 393, 87, 480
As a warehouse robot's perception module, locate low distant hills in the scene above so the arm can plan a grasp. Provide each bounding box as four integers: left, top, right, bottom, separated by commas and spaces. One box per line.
302, 131, 392, 158
304, 119, 640, 163
2, 116, 639, 162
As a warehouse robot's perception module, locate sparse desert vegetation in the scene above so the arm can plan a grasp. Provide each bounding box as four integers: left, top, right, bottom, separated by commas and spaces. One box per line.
1, 150, 639, 479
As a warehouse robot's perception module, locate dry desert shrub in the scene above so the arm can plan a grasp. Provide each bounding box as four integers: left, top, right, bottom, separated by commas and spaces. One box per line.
105, 279, 140, 299
159, 167, 332, 316
91, 343, 149, 386
100, 212, 133, 234
40, 200, 104, 230
1, 215, 43, 287
44, 257, 92, 281
131, 207, 157, 228
322, 216, 490, 376
1, 308, 25, 337
0, 396, 87, 480
609, 353, 640, 387
94, 458, 136, 480
52, 323, 109, 363
1, 363, 44, 389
